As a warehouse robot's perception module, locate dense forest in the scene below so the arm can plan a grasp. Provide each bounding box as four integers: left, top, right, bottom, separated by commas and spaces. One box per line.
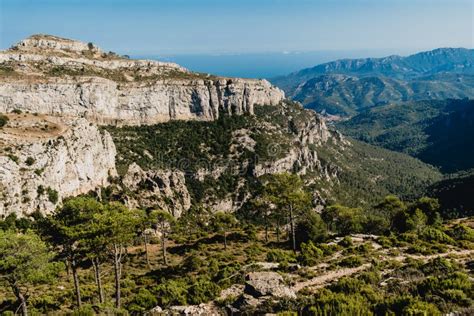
337, 99, 474, 173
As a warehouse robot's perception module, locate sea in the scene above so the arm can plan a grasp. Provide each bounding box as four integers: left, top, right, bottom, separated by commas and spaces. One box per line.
133, 49, 403, 79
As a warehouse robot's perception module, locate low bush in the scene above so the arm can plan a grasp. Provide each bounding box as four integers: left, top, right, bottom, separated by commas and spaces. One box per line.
298, 241, 323, 266
421, 227, 455, 245
338, 255, 363, 268
266, 249, 296, 264
338, 236, 353, 247
47, 187, 59, 204
0, 114, 9, 128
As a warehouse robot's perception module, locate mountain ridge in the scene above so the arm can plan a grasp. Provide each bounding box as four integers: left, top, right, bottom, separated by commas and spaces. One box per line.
0, 34, 285, 125
272, 47, 474, 116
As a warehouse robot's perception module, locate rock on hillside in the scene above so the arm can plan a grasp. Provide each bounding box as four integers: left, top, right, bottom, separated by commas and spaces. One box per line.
0, 35, 284, 125
0, 113, 116, 217
122, 163, 191, 218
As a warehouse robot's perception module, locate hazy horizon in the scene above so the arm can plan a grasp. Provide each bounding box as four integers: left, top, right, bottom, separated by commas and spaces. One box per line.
136, 47, 435, 78
1, 0, 472, 78
1, 0, 472, 55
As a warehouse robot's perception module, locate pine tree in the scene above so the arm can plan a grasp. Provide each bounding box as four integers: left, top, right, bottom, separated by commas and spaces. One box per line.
0, 230, 61, 316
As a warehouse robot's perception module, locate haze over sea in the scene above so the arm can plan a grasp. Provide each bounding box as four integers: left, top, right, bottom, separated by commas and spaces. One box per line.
134, 49, 418, 79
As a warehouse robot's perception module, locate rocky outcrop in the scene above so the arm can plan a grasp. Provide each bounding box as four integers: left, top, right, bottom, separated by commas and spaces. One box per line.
161, 304, 224, 316
0, 114, 117, 217
244, 272, 296, 299
0, 35, 285, 125
254, 108, 335, 178
13, 34, 102, 55
232, 271, 296, 311
122, 163, 191, 217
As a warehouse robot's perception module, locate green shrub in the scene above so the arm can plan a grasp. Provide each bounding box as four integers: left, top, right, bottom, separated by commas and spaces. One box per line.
37, 185, 45, 196
322, 205, 365, 235
319, 243, 342, 256
183, 254, 204, 272
330, 277, 366, 294
11, 109, 22, 114
406, 241, 436, 255
298, 241, 323, 266
402, 299, 441, 316
71, 305, 95, 316
398, 232, 418, 243
25, 157, 35, 166
153, 279, 188, 307
0, 114, 9, 128
266, 249, 296, 264
338, 255, 363, 268
46, 187, 59, 204
339, 236, 353, 247
187, 276, 221, 305
359, 270, 381, 285
355, 243, 373, 254
295, 212, 328, 245
306, 289, 372, 315
449, 224, 474, 242
377, 236, 392, 248
421, 227, 455, 245
127, 288, 158, 313
417, 271, 471, 306
8, 154, 19, 164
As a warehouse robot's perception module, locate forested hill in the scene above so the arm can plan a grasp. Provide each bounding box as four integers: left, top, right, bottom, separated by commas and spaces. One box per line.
271, 48, 474, 116
337, 98, 474, 173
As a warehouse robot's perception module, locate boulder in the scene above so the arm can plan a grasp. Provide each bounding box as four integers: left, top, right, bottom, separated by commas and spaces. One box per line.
244, 271, 296, 299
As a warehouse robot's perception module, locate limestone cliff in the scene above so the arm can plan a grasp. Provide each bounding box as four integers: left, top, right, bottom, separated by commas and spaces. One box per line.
0, 35, 284, 125
0, 114, 117, 217
122, 163, 191, 217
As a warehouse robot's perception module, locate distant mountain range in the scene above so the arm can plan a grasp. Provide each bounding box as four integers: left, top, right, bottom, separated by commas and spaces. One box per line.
272, 48, 474, 116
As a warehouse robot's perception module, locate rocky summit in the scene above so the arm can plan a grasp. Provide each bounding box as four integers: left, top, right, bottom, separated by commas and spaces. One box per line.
0, 34, 284, 125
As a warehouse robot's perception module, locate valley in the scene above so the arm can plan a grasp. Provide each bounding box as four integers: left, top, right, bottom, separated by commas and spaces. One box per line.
0, 34, 472, 315
272, 48, 474, 116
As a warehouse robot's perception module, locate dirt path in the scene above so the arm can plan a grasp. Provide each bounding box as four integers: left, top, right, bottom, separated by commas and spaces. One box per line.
292, 263, 371, 292
291, 249, 474, 293
390, 249, 474, 263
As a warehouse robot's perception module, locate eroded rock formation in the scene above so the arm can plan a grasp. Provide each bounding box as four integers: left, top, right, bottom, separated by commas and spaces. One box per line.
0, 114, 116, 217
0, 35, 285, 125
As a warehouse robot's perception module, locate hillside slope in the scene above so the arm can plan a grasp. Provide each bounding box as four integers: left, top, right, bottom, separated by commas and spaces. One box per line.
106, 101, 441, 209
0, 35, 441, 217
337, 99, 474, 173
272, 48, 474, 116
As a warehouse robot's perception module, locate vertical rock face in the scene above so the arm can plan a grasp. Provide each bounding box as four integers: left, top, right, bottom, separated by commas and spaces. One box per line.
0, 78, 283, 125
13, 34, 99, 54
0, 115, 117, 217
0, 35, 285, 125
0, 35, 287, 217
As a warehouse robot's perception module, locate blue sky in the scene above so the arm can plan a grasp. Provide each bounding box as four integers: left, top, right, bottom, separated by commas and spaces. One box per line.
0, 0, 472, 55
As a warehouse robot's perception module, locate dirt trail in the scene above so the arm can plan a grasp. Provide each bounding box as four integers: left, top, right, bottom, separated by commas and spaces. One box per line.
391, 249, 474, 263
291, 249, 474, 293
292, 263, 371, 292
